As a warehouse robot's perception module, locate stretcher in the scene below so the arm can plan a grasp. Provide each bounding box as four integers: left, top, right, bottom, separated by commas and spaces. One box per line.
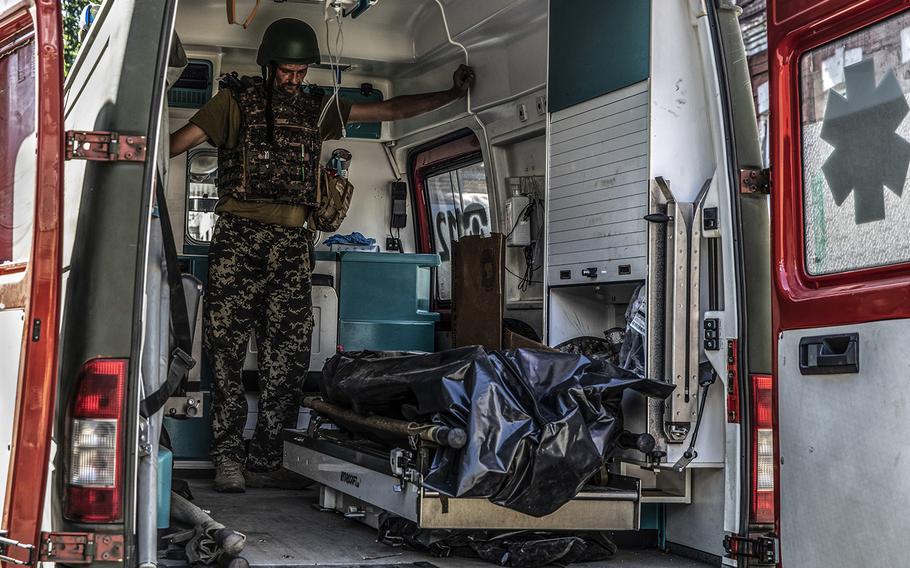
282, 397, 644, 531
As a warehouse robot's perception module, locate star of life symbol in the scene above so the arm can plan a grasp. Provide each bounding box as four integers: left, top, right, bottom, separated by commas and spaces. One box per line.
820, 58, 910, 224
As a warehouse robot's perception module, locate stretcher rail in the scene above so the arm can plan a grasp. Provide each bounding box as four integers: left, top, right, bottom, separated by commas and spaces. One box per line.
302, 397, 467, 449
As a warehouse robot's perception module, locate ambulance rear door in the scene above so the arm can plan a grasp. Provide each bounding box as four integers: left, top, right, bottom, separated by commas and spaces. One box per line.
1, 1, 178, 566
768, 1, 910, 565
0, 1, 64, 564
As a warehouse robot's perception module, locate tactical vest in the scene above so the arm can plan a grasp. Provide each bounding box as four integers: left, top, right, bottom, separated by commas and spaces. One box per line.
217, 75, 324, 206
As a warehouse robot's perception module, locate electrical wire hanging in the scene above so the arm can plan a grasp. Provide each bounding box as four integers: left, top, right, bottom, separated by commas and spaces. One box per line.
503, 197, 545, 290
505, 265, 544, 286
518, 197, 545, 291
432, 0, 493, 183
322, 0, 347, 138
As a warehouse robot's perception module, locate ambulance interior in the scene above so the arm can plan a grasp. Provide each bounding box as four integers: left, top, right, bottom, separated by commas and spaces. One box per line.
154, 0, 754, 566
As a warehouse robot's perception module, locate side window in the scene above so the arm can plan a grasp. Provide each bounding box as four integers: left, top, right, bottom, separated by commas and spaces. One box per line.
186, 149, 218, 244
424, 160, 491, 301
800, 10, 910, 275
0, 25, 36, 267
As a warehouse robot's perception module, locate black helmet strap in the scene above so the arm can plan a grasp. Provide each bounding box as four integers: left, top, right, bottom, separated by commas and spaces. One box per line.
263, 63, 277, 144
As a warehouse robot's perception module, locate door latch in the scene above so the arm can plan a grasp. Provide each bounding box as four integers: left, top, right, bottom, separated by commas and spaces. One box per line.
724, 533, 778, 564
65, 130, 147, 162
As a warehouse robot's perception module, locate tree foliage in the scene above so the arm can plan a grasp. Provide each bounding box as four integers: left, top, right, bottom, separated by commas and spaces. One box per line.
62, 0, 93, 75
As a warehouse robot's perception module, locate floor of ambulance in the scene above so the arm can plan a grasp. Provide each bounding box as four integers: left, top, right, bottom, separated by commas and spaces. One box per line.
187, 480, 713, 568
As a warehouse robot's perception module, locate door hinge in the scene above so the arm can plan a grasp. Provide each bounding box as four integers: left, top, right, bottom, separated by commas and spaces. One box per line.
38, 532, 125, 564
65, 130, 148, 162
739, 168, 771, 195
724, 533, 778, 564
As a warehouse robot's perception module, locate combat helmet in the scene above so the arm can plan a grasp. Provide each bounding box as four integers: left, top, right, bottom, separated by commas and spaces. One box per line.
256, 18, 321, 66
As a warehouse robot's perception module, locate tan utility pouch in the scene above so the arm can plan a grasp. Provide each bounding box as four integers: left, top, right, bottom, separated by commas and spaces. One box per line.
309, 167, 354, 233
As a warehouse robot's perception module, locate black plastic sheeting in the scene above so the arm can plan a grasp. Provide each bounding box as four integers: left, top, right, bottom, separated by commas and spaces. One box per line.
553, 335, 621, 364
322, 347, 674, 517
379, 513, 617, 567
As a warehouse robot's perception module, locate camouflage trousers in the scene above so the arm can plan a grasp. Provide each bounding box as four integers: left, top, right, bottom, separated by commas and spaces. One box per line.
204, 213, 314, 472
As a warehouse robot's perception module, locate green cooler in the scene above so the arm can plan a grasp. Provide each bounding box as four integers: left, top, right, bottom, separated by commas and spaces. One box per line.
337, 252, 440, 352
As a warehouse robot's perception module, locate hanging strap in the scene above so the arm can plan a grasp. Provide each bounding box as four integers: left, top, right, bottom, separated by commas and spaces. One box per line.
226, 0, 261, 29
140, 181, 196, 418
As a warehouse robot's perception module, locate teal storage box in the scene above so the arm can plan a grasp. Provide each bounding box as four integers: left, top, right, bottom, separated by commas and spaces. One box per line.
337, 252, 440, 352
339, 320, 436, 352
157, 447, 173, 529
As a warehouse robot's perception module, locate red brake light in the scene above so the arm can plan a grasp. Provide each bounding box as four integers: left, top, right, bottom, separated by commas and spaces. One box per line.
753, 374, 773, 429
72, 360, 125, 419
65, 358, 127, 523
751, 374, 776, 525
65, 486, 121, 523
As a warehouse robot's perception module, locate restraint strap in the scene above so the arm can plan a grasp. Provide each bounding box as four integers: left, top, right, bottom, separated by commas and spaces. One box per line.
140, 181, 197, 418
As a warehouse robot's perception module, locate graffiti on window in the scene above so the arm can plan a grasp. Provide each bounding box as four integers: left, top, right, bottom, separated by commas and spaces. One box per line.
426, 163, 490, 300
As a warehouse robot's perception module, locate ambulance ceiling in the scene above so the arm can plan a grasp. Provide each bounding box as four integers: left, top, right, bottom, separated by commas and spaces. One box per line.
175, 0, 547, 78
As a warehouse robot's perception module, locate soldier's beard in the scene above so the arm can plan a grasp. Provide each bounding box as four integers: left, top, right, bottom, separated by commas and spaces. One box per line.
276, 82, 300, 95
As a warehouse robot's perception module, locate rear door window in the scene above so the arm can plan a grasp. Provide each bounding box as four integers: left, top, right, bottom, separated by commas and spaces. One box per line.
800, 10, 910, 275
0, 25, 36, 267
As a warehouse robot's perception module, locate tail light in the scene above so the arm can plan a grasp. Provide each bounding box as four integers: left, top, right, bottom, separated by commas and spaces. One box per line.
751, 374, 776, 525
64, 359, 127, 522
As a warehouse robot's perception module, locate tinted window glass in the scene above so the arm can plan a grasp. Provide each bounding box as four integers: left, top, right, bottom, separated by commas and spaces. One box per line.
426, 162, 490, 300
0, 33, 35, 264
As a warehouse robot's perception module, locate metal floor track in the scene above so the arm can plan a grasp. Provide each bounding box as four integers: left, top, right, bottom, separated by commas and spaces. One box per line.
182, 479, 715, 567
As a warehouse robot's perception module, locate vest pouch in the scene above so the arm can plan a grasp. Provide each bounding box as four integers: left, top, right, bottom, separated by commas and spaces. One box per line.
310, 166, 354, 233
218, 78, 324, 205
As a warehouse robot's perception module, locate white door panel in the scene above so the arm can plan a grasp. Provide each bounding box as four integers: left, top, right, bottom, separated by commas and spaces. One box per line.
778, 319, 910, 567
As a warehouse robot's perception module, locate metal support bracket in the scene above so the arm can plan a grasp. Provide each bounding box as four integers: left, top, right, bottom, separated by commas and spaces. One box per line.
38, 532, 125, 564
390, 448, 421, 492
0, 531, 125, 565
138, 416, 151, 457
164, 391, 204, 418
643, 178, 713, 459
739, 168, 771, 195
65, 130, 148, 162
648, 177, 699, 443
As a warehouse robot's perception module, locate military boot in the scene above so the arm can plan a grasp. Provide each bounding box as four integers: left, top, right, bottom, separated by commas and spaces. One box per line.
214, 458, 246, 493
243, 468, 312, 490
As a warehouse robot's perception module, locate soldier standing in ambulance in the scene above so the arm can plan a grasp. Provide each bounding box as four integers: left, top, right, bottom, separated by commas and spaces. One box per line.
170, 18, 475, 492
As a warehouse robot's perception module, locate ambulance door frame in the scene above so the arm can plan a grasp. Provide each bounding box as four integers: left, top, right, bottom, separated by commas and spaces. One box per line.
0, 3, 64, 565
